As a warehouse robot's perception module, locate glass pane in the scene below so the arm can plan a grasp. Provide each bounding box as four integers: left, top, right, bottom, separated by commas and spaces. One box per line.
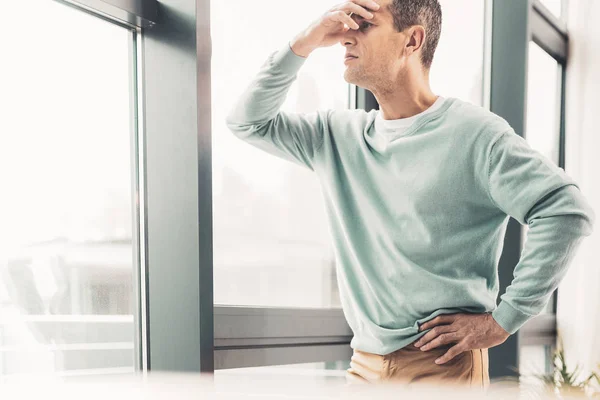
212, 1, 487, 307
0, 1, 137, 378
430, 0, 486, 106
526, 43, 561, 166
211, 0, 345, 308
522, 42, 562, 315
540, 0, 563, 18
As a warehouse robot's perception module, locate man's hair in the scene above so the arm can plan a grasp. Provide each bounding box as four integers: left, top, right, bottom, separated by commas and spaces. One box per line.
388, 0, 442, 70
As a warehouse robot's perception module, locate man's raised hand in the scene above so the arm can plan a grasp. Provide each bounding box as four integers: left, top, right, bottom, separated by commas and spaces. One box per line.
290, 0, 381, 57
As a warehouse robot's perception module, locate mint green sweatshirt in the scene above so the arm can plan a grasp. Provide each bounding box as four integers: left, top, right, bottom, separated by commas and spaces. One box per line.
225, 43, 596, 355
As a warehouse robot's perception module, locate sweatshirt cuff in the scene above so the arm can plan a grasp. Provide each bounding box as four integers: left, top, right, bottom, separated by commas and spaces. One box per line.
491, 300, 532, 335
270, 42, 308, 75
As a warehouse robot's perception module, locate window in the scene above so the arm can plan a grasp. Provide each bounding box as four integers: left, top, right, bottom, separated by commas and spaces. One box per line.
540, 0, 564, 19
211, 0, 346, 308
211, 0, 488, 307
525, 42, 561, 166
0, 0, 138, 378
522, 41, 563, 315
430, 0, 487, 106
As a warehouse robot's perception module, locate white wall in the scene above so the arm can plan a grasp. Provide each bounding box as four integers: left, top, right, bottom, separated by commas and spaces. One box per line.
556, 0, 600, 378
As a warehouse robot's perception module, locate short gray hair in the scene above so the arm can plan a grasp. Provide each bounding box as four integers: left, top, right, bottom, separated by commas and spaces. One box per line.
388, 0, 442, 69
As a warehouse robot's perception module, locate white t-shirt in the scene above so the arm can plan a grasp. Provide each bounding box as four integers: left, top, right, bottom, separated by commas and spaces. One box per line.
374, 96, 446, 140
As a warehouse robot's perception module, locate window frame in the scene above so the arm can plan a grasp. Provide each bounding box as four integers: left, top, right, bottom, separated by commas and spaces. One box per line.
488, 0, 569, 379
42, 0, 568, 376
138, 0, 568, 376
1, 0, 152, 377
58, 0, 158, 376
54, 0, 157, 28
515, 0, 569, 367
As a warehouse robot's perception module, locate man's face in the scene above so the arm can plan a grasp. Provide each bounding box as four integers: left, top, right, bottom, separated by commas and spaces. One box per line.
340, 0, 408, 89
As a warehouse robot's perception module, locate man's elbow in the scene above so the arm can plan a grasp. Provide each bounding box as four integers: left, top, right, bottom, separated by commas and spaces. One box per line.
569, 186, 596, 236
225, 113, 252, 139
560, 188, 595, 237
225, 112, 242, 131
579, 200, 595, 236
527, 185, 595, 236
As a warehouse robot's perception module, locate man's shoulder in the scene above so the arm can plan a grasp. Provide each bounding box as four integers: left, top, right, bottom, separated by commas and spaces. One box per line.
443, 97, 515, 149
447, 97, 512, 135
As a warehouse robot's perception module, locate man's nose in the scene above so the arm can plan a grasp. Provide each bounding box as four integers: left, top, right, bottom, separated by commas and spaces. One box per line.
340, 32, 357, 47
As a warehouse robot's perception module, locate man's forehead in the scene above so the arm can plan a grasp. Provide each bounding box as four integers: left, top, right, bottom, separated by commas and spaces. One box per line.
352, 1, 389, 21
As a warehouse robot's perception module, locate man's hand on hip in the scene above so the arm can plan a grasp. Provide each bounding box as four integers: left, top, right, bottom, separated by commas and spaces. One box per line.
412, 312, 510, 365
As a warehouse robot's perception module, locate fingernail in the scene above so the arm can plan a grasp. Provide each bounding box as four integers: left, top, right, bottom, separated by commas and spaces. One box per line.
435, 359, 441, 364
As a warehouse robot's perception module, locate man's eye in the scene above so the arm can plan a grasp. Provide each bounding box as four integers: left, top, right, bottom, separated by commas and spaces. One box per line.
360, 22, 372, 30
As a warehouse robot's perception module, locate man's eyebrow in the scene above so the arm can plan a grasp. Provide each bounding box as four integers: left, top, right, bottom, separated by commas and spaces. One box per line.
352, 13, 380, 22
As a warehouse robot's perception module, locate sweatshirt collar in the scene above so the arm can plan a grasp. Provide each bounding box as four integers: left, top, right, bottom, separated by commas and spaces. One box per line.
364, 97, 457, 154
374, 96, 446, 136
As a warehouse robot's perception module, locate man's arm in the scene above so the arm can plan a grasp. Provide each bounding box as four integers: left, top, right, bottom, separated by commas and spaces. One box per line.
225, 1, 380, 171
413, 128, 595, 364
225, 42, 328, 172
487, 130, 596, 334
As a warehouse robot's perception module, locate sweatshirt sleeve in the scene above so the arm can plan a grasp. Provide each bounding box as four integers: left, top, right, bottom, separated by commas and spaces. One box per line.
225, 42, 329, 172
486, 130, 595, 335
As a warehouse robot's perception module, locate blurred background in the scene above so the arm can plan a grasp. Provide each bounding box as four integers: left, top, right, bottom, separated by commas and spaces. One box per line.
0, 0, 598, 396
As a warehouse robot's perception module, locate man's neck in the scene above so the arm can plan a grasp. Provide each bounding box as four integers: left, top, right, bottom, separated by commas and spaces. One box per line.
371, 73, 438, 120
375, 90, 439, 120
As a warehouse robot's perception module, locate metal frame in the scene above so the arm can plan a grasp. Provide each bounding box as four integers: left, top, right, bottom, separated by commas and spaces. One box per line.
532, 0, 568, 63
141, 0, 213, 373
487, 0, 531, 379
483, 0, 494, 110
128, 27, 146, 373
214, 307, 352, 369
488, 0, 569, 379
54, 0, 157, 28
52, 0, 570, 377
521, 0, 569, 363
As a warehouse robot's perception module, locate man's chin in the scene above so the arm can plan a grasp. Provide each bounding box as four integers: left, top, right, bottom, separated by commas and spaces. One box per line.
343, 71, 367, 89
343, 69, 357, 83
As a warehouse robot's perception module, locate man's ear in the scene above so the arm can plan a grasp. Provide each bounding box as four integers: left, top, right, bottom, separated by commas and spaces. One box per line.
405, 25, 426, 57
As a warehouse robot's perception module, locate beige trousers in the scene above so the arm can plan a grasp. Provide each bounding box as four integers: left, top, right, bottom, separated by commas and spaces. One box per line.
346, 340, 490, 390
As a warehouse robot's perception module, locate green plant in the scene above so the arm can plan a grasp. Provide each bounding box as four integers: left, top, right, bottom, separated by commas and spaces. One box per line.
509, 334, 600, 398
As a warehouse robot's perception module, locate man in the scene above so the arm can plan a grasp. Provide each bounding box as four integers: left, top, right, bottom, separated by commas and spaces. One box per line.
225, 0, 595, 390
